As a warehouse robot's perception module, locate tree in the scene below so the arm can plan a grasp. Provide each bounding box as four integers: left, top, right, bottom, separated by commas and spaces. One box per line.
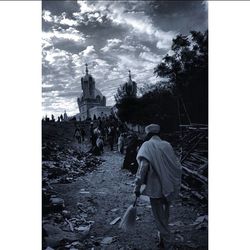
154, 30, 208, 123
114, 81, 138, 123
115, 30, 208, 130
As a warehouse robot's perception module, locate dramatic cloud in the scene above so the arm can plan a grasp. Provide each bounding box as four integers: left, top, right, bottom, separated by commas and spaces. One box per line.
42, 0, 207, 117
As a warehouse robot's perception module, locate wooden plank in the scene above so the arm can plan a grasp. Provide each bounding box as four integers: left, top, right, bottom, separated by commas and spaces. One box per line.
182, 166, 208, 184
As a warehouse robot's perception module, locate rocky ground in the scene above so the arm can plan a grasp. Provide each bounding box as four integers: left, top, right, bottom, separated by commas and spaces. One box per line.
42, 122, 208, 250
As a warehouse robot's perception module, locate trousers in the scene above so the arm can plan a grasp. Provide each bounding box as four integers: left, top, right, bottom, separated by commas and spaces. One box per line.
150, 197, 171, 248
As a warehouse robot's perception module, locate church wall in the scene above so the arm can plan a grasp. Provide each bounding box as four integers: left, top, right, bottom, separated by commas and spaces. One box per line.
89, 106, 112, 120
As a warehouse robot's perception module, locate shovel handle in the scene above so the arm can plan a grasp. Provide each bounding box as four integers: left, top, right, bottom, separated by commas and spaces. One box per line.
133, 197, 138, 207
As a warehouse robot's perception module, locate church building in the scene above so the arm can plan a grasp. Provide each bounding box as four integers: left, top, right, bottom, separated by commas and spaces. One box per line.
76, 64, 111, 121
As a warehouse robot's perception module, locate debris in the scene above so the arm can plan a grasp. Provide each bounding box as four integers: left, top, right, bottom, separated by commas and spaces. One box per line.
42, 141, 104, 188
101, 236, 114, 245
196, 222, 208, 230
79, 189, 91, 194
191, 215, 208, 225
110, 217, 121, 225
175, 125, 208, 209
175, 233, 184, 242
76, 224, 91, 235
50, 197, 64, 206
65, 218, 74, 232
111, 208, 119, 212
43, 223, 78, 248
71, 241, 81, 246
169, 221, 184, 227
62, 210, 71, 219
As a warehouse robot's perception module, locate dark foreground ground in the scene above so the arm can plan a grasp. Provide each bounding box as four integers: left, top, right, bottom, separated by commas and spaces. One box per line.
42, 122, 208, 250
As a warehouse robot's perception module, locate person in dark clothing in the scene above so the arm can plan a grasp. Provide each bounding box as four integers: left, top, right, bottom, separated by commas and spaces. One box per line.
122, 134, 142, 174
74, 127, 81, 144
90, 145, 101, 156
80, 127, 86, 142
90, 123, 97, 147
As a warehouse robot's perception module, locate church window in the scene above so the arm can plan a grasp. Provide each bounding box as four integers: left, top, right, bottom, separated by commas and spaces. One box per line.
96, 95, 101, 102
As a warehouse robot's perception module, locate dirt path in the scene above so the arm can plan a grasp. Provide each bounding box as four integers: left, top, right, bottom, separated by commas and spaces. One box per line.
51, 149, 207, 250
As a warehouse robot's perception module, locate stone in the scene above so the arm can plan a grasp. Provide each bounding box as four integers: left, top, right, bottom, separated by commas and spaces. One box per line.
111, 208, 119, 212
50, 197, 64, 206
76, 225, 91, 232
43, 224, 78, 248
101, 236, 114, 245
62, 210, 71, 219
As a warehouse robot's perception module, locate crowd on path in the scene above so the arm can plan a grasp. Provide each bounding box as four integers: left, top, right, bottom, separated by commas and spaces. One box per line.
73, 115, 134, 156
73, 117, 182, 249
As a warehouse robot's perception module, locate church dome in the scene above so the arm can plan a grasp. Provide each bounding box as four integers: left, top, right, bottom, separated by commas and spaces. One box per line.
82, 63, 95, 82
94, 88, 103, 98
83, 73, 95, 82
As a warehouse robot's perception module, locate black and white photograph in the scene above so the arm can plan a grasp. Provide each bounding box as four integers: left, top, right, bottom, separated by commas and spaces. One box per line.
42, 1, 208, 249
3, 1, 250, 250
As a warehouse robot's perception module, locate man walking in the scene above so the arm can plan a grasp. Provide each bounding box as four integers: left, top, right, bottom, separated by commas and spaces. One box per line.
134, 124, 182, 249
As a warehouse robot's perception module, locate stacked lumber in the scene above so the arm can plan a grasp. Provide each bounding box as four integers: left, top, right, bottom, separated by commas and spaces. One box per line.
178, 125, 208, 206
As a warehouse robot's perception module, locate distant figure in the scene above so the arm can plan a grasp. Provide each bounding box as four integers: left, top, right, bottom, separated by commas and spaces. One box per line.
96, 136, 104, 154
80, 127, 86, 142
74, 127, 81, 144
118, 133, 125, 154
60, 114, 63, 121
51, 114, 55, 122
94, 127, 101, 137
134, 124, 182, 249
57, 116, 60, 122
122, 134, 141, 174
45, 115, 49, 122
90, 123, 97, 147
64, 110, 68, 121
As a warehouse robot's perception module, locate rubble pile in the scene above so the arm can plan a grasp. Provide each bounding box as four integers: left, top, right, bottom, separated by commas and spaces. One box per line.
42, 141, 104, 216
42, 202, 95, 249
178, 125, 208, 209
42, 142, 104, 185
42, 141, 104, 249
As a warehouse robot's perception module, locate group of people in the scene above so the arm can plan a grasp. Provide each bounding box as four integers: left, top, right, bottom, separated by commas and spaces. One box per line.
74, 120, 182, 249
73, 115, 128, 156
42, 111, 68, 123
89, 123, 131, 156
73, 126, 86, 144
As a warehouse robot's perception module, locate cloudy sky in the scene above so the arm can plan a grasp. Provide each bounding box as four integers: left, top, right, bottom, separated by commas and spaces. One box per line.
42, 0, 208, 118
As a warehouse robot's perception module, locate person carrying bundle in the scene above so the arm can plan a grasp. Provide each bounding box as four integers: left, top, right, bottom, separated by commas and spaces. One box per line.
134, 124, 182, 249
96, 136, 104, 154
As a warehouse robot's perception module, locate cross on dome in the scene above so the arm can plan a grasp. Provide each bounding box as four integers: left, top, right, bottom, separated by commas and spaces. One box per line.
85, 63, 88, 74
128, 69, 131, 80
